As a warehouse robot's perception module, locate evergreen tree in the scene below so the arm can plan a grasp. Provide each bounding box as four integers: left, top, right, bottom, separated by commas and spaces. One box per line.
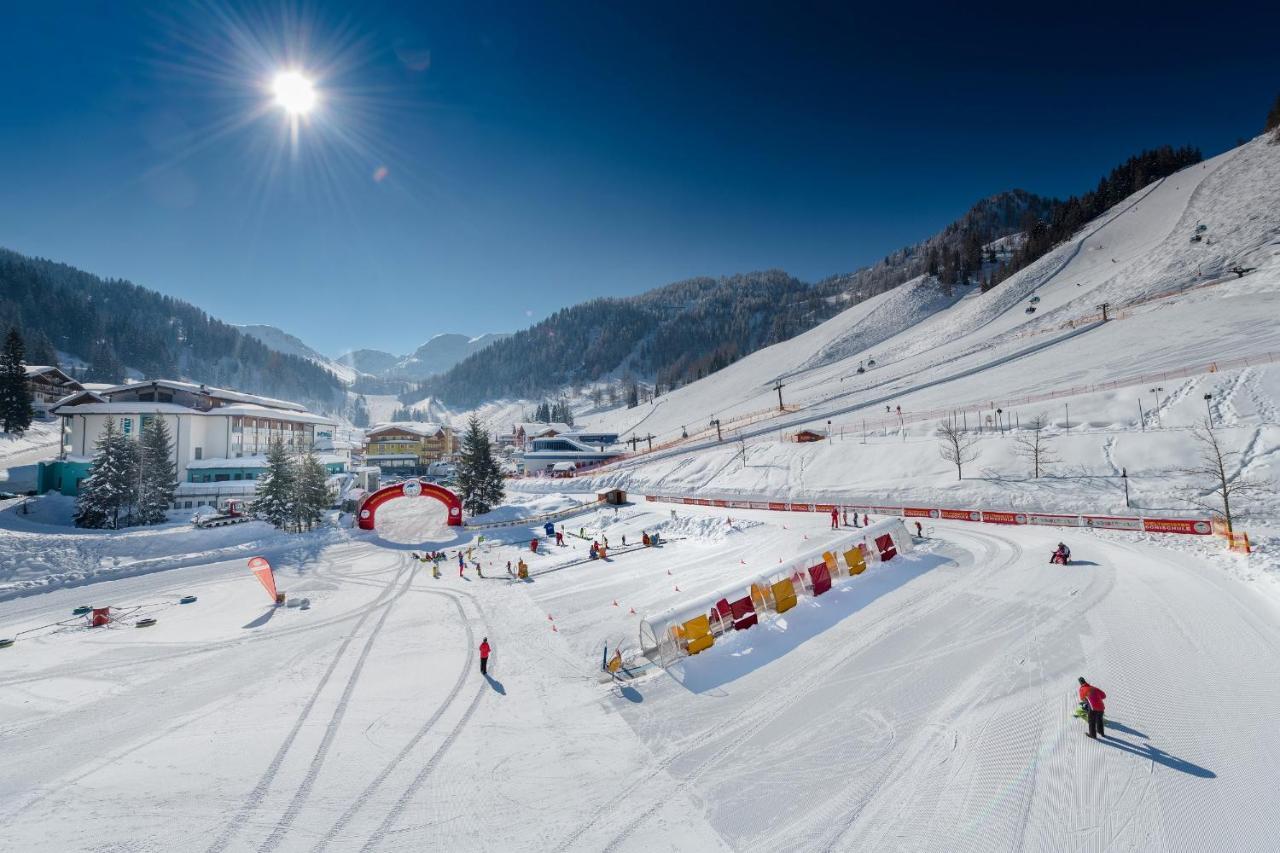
293, 451, 330, 531
0, 328, 34, 434
351, 395, 370, 428
254, 436, 297, 530
27, 329, 59, 368
455, 415, 504, 516
1264, 92, 1280, 134
74, 417, 138, 528
136, 414, 177, 525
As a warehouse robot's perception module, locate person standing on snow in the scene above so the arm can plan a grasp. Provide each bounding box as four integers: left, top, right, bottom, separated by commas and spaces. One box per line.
458, 551, 465, 577
915, 521, 924, 538
830, 507, 839, 529
863, 513, 870, 528
1078, 677, 1106, 738
479, 637, 491, 675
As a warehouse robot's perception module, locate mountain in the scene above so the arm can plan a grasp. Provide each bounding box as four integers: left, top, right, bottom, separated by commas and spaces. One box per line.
0, 249, 345, 412
337, 333, 510, 381
337, 348, 400, 377
407, 145, 1201, 409
239, 324, 358, 384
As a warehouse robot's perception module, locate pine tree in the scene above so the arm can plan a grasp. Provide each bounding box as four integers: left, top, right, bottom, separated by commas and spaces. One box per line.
0, 328, 34, 434
455, 415, 504, 516
293, 451, 330, 531
255, 436, 297, 530
351, 395, 370, 428
136, 414, 177, 525
74, 417, 139, 528
27, 329, 60, 369
1264, 92, 1280, 134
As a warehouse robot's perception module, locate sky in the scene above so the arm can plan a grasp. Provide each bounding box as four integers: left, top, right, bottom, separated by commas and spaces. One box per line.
1, 1, 1277, 358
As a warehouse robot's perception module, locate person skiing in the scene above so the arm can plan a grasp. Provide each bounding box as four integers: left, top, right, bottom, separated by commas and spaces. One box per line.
555, 529, 565, 547
530, 537, 539, 554
863, 513, 870, 527
544, 520, 555, 538
642, 531, 651, 547
1078, 677, 1106, 738
458, 551, 465, 577
915, 521, 924, 538
479, 637, 491, 675
589, 541, 599, 559
830, 507, 839, 529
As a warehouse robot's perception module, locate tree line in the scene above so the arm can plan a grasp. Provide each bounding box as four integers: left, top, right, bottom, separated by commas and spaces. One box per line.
0, 249, 344, 412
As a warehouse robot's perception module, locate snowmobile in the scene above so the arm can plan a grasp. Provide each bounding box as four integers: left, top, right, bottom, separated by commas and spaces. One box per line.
1049, 545, 1072, 565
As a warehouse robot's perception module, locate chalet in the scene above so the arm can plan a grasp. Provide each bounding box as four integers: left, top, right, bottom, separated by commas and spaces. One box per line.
25, 365, 83, 419
512, 421, 571, 450
363, 422, 456, 475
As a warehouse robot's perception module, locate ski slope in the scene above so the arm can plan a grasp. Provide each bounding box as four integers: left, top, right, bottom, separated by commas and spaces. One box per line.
3, 497, 1278, 851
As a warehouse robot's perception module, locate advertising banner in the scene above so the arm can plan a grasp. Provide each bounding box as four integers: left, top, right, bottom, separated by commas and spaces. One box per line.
1082, 515, 1144, 531
939, 509, 981, 522
980, 511, 1025, 525
1142, 518, 1212, 535
1027, 514, 1081, 527
246, 556, 278, 602
903, 507, 935, 518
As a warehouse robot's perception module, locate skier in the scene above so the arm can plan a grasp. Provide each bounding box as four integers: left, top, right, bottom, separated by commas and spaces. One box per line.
589, 541, 599, 560
621, 534, 627, 547
476, 561, 484, 578
458, 551, 465, 577
1078, 677, 1106, 738
642, 532, 651, 547
544, 520, 555, 538
479, 637, 491, 675
506, 560, 513, 577
555, 529, 565, 547
863, 513, 870, 527
915, 521, 924, 538
530, 537, 539, 554
830, 507, 839, 529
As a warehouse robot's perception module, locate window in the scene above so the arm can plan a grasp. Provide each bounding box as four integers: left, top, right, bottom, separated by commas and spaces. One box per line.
214, 474, 230, 482
194, 447, 203, 460
233, 473, 243, 481
184, 501, 193, 509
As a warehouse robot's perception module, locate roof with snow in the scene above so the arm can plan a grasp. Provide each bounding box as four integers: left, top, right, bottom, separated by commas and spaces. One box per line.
51, 400, 336, 426
366, 421, 449, 438
185, 453, 348, 469
24, 365, 81, 387
516, 422, 571, 436
98, 379, 310, 413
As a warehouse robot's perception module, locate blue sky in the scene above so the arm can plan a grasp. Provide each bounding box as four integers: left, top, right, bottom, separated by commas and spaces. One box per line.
1, 1, 1276, 357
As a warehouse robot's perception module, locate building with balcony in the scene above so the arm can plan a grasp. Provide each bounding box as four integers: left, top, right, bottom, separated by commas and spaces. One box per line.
25, 365, 84, 419
363, 422, 456, 476
37, 379, 340, 508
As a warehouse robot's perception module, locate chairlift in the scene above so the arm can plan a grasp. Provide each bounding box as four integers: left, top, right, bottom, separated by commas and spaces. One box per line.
1029, 295, 1040, 303
1025, 305, 1037, 314
856, 366, 865, 374
866, 359, 877, 368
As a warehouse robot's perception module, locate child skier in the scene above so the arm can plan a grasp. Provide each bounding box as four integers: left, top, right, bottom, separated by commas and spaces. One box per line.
1078, 677, 1106, 738
831, 507, 839, 529
479, 637, 491, 675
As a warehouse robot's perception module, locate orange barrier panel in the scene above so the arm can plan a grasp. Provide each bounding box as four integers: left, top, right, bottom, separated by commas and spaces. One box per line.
843, 547, 866, 575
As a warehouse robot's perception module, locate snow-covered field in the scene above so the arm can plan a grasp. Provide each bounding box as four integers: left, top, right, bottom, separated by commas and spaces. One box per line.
3, 496, 1278, 851
4, 136, 1280, 851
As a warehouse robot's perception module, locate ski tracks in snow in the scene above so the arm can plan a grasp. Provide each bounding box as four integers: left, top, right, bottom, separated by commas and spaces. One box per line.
205, 559, 418, 853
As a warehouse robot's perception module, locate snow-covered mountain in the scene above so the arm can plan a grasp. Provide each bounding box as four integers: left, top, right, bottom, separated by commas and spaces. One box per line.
238, 324, 358, 385
336, 333, 510, 381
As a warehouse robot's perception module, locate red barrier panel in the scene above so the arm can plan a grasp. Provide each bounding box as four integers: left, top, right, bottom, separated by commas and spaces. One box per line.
768, 502, 788, 511
875, 534, 897, 562
809, 562, 832, 596
940, 509, 981, 522
712, 499, 727, 507
903, 507, 934, 518
815, 504, 836, 513
870, 505, 902, 514
791, 503, 815, 512
1143, 518, 1212, 535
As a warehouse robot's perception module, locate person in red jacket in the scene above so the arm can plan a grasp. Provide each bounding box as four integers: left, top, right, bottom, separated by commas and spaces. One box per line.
479, 637, 491, 675
1078, 677, 1106, 738
830, 507, 839, 529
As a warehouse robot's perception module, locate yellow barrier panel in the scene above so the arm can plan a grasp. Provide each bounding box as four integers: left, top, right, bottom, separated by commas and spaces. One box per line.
687, 634, 715, 655
843, 547, 866, 575
823, 551, 839, 574
771, 578, 798, 614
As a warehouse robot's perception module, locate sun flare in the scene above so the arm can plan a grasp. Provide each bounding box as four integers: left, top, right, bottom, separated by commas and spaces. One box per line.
271, 70, 317, 115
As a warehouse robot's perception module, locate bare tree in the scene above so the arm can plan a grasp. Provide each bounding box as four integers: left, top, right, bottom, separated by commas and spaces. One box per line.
1185, 419, 1263, 532
1013, 413, 1057, 478
936, 419, 979, 480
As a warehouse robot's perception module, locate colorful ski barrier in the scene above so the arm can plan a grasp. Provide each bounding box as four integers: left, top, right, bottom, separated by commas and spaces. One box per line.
638, 519, 912, 667
645, 494, 1212, 535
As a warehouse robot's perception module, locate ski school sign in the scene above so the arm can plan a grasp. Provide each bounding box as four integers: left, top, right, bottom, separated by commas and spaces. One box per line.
644, 494, 1212, 536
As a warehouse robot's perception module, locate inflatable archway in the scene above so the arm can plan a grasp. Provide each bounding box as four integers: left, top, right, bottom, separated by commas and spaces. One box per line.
357, 479, 463, 530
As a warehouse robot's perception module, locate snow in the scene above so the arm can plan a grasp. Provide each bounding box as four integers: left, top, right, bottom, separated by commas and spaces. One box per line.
4, 136, 1280, 850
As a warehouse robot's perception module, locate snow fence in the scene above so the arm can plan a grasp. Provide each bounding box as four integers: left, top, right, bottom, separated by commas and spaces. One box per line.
638, 518, 912, 667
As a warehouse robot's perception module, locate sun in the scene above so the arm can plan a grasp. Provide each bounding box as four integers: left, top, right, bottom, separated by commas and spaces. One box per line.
271, 70, 317, 115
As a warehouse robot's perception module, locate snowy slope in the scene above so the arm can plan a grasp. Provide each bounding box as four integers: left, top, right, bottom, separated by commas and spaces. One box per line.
553, 137, 1280, 525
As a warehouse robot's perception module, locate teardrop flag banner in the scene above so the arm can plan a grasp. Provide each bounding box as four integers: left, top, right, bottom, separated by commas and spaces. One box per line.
247, 556, 278, 602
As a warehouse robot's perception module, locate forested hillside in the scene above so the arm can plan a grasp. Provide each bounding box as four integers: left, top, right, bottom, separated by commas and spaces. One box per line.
407, 145, 1202, 408
0, 250, 344, 411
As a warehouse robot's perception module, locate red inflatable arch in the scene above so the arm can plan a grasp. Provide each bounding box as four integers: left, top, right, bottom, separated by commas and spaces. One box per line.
357, 479, 463, 530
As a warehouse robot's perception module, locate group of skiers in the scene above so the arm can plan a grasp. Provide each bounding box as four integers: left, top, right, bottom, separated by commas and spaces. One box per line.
828, 507, 873, 529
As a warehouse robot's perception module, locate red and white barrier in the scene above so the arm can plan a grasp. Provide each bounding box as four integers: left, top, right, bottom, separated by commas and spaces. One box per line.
645, 494, 1212, 535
